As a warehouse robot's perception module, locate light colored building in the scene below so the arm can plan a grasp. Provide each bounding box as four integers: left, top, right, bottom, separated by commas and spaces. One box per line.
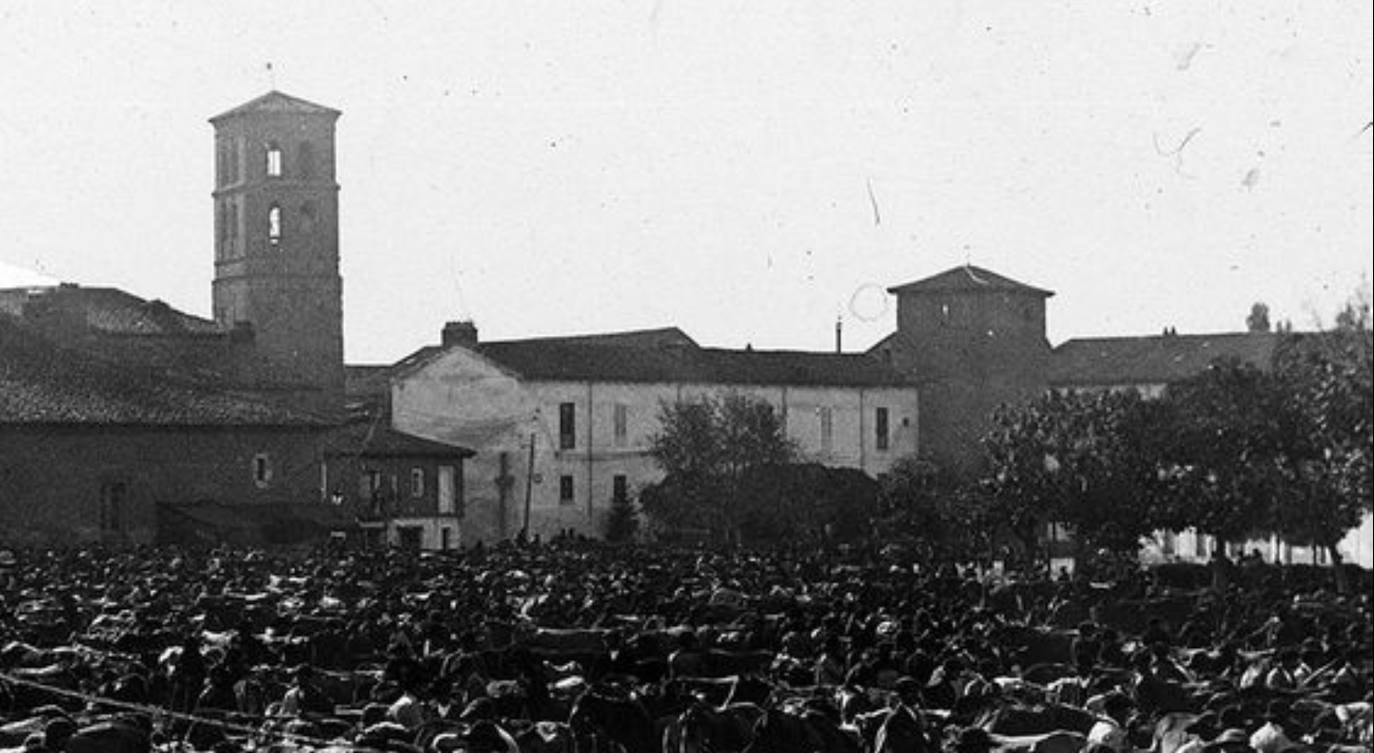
386, 324, 918, 544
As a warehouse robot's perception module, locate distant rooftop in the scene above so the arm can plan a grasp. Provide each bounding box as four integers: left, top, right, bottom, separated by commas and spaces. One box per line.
888, 265, 1054, 297
392, 326, 906, 388
0, 315, 327, 427
1049, 331, 1283, 387
209, 90, 341, 123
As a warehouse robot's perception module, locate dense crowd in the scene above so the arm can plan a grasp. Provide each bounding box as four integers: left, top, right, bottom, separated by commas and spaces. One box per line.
0, 538, 1370, 753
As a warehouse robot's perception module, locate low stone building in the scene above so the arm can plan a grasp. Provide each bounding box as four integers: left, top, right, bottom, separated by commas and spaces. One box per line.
0, 314, 334, 546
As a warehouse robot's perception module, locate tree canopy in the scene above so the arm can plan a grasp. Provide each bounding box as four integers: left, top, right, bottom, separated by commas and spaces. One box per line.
642, 392, 796, 543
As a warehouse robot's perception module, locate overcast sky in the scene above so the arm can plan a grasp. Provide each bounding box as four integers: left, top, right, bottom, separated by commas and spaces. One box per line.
1, 1, 1370, 364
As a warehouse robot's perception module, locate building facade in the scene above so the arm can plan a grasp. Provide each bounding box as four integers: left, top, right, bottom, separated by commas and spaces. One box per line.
385, 325, 918, 544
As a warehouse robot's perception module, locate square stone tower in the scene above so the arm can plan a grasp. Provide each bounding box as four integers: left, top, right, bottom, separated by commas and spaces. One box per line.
209, 91, 344, 409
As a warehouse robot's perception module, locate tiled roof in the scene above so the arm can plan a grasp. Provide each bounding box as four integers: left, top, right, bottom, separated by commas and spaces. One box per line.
345, 365, 392, 399
469, 340, 907, 387
1049, 331, 1282, 387
391, 327, 699, 378
209, 90, 340, 122
888, 265, 1053, 297
0, 314, 328, 427
325, 419, 473, 459
0, 285, 221, 335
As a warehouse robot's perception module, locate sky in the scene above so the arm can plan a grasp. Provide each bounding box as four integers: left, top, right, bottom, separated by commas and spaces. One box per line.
0, 1, 1370, 364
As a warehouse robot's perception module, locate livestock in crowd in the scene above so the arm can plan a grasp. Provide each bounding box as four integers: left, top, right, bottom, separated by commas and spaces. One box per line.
0, 538, 1369, 753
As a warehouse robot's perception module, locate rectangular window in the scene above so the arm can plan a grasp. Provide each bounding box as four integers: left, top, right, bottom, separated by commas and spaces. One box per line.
613, 475, 628, 504
876, 407, 890, 451
559, 402, 576, 450
252, 453, 273, 487
99, 481, 126, 532
613, 404, 628, 448
410, 467, 425, 498
819, 407, 833, 454
559, 475, 575, 504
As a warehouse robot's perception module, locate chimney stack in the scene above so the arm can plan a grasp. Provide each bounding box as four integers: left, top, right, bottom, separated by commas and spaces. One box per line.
442, 320, 479, 349
835, 318, 843, 354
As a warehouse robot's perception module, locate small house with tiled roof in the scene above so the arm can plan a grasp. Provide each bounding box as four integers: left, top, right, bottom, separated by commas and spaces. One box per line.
0, 314, 337, 546
385, 322, 918, 543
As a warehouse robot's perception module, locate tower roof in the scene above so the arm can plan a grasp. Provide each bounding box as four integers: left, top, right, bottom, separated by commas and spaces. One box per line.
209, 90, 340, 123
887, 265, 1054, 297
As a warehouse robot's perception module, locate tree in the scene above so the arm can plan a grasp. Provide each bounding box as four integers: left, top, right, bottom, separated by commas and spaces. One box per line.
1247, 302, 1272, 332
1155, 359, 1292, 545
1266, 293, 1374, 589
982, 389, 1165, 564
643, 393, 796, 543
878, 455, 996, 561
603, 490, 639, 543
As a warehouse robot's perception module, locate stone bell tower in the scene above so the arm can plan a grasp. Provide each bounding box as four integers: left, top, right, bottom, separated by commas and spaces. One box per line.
209, 91, 344, 409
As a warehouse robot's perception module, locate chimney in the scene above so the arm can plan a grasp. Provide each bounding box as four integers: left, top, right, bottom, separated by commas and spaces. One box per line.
229, 320, 256, 343
442, 320, 479, 348
835, 318, 843, 354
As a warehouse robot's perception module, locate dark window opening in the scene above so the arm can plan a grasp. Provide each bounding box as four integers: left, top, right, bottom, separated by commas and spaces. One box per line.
559, 402, 576, 450
876, 407, 890, 451
613, 475, 628, 504
252, 453, 272, 487
559, 475, 575, 504
99, 481, 126, 532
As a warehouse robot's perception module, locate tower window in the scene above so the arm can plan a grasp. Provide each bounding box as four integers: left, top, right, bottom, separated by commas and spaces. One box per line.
298, 141, 315, 180
266, 144, 283, 177
268, 204, 282, 246
875, 407, 890, 451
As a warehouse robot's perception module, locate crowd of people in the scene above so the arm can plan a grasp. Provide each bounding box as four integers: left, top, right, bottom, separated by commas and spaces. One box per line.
0, 537, 1370, 752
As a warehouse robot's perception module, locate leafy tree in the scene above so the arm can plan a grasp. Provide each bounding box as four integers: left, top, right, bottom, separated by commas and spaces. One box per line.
1266, 294, 1373, 589
982, 389, 1165, 563
1155, 359, 1293, 544
643, 393, 796, 543
878, 455, 998, 560
737, 463, 879, 543
603, 489, 639, 543
1247, 302, 1272, 332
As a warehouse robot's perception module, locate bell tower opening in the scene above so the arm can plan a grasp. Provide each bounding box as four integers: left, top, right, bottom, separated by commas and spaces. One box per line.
209, 91, 344, 411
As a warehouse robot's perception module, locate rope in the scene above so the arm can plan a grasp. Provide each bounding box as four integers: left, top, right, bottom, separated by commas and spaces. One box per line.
0, 670, 409, 752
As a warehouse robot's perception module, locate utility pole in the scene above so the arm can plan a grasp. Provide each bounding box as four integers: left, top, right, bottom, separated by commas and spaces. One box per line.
521, 431, 535, 540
